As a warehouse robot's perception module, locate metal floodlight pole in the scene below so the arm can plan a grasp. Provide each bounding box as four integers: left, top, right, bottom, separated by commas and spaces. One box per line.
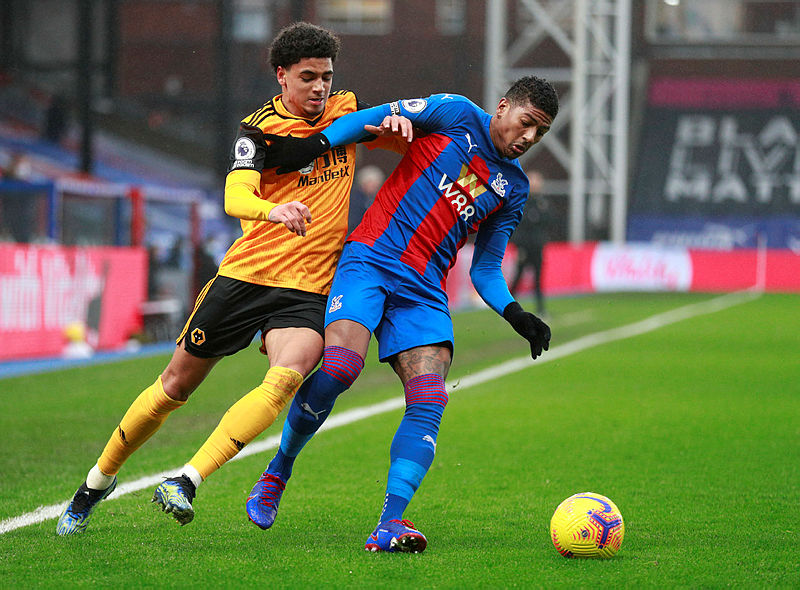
611, 0, 631, 244
569, 0, 588, 244
484, 0, 632, 245
484, 0, 507, 111
572, 0, 632, 244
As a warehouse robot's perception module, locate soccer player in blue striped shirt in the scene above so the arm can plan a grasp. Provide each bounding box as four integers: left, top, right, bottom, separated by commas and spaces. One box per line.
247, 76, 559, 553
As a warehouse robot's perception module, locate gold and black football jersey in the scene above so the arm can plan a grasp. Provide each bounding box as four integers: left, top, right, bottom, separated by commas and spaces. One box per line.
217, 91, 359, 295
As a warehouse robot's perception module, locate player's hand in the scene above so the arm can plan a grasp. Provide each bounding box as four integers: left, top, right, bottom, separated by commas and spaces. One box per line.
503, 301, 551, 360
364, 115, 414, 143
263, 133, 331, 174
268, 201, 312, 236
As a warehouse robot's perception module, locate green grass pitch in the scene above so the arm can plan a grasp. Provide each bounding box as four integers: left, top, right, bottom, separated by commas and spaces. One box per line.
1, 292, 798, 587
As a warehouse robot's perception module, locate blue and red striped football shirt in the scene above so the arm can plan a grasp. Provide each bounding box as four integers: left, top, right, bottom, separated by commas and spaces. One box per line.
323, 94, 531, 311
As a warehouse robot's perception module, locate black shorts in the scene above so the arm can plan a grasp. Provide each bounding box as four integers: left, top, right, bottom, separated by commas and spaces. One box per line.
178, 276, 327, 358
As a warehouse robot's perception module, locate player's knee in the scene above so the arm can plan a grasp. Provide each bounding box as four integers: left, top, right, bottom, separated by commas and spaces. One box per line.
161, 346, 218, 401
275, 354, 321, 380
320, 345, 364, 389
159, 369, 198, 401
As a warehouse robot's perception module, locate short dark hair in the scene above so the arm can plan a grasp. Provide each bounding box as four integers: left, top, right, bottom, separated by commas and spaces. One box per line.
505, 76, 559, 121
268, 22, 341, 72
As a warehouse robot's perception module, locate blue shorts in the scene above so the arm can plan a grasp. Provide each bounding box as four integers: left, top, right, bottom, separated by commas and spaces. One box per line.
326, 242, 454, 362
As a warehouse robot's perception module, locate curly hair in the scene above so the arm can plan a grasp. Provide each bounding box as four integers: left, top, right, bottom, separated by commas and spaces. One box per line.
505, 76, 559, 121
268, 22, 341, 72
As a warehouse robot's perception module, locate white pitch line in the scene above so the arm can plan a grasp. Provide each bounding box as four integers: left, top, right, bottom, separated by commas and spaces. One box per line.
0, 290, 759, 535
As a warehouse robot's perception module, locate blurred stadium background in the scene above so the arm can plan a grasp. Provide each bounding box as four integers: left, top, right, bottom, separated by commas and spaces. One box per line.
1, 0, 799, 363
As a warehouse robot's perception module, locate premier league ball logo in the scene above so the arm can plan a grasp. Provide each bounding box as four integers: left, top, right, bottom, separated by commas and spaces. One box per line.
233, 137, 256, 169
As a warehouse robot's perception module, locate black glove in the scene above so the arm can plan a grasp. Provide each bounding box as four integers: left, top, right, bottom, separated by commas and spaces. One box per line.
503, 301, 551, 360
262, 132, 331, 174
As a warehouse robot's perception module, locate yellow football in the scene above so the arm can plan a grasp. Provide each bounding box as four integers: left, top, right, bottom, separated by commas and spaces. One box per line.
550, 492, 624, 558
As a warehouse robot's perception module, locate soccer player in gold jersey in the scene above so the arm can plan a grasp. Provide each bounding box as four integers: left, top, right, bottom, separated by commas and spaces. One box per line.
56, 21, 412, 535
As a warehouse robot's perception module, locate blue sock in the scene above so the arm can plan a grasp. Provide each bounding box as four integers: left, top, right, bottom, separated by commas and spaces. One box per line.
267, 346, 363, 480
379, 374, 448, 523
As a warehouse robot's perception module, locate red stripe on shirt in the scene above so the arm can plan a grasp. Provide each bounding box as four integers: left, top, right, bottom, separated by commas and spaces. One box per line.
401, 153, 491, 276
350, 134, 452, 248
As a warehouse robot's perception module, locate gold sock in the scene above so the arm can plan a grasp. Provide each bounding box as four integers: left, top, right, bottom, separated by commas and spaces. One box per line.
97, 376, 184, 475
188, 366, 303, 480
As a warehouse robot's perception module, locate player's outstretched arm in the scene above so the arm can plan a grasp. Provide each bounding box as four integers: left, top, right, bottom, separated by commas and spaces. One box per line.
470, 243, 551, 360
263, 106, 414, 173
